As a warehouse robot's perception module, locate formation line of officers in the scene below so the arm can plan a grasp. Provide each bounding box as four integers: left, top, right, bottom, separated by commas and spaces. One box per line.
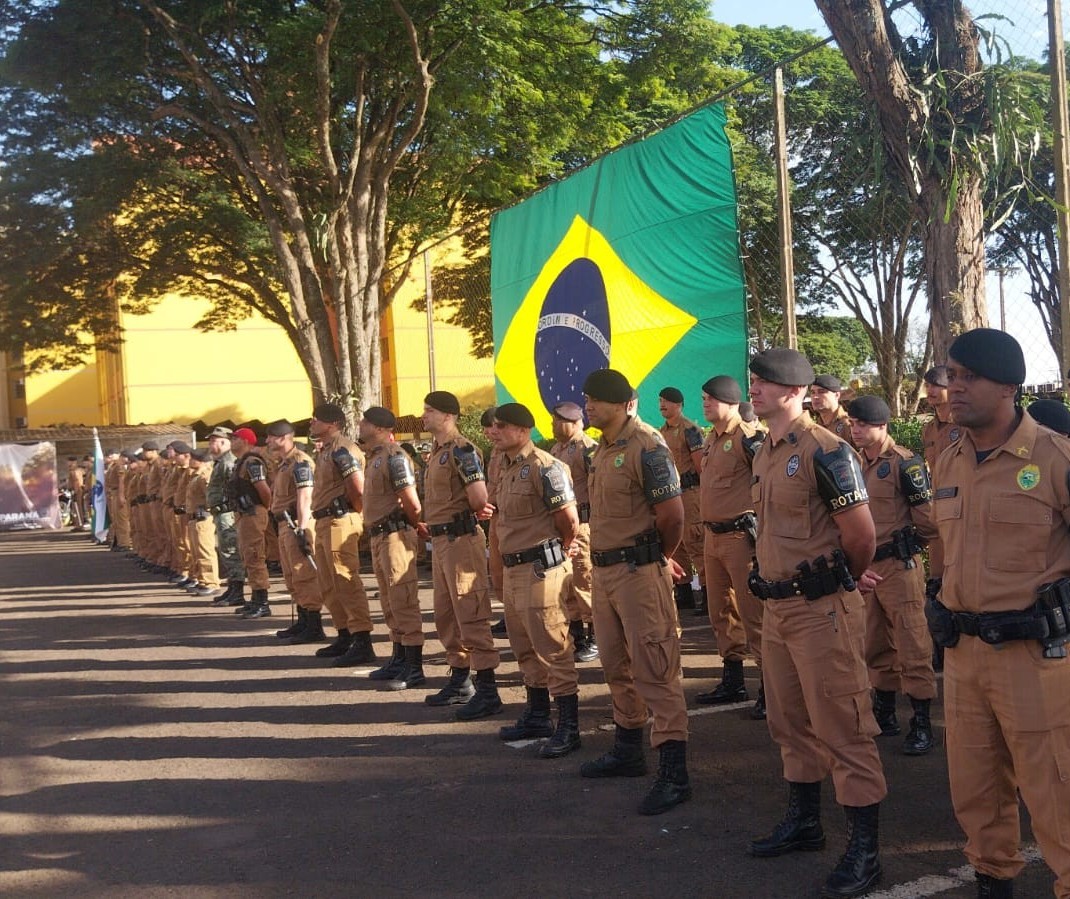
99, 327, 1070, 899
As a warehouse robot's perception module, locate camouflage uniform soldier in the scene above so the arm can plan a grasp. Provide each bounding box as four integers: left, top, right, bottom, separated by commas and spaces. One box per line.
206, 427, 245, 607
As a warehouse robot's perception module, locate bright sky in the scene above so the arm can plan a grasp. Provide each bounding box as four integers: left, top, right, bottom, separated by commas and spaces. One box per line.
710, 0, 829, 34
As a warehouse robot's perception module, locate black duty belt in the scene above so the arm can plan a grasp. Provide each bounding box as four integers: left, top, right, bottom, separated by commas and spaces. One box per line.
209, 502, 233, 515
428, 512, 478, 539
148, 493, 159, 501
172, 506, 186, 515
312, 498, 355, 519
592, 537, 663, 569
578, 503, 591, 524
706, 519, 747, 534
952, 609, 1049, 644
749, 551, 855, 601
428, 522, 456, 537
873, 541, 899, 562
502, 538, 566, 570
370, 516, 412, 536
680, 471, 700, 490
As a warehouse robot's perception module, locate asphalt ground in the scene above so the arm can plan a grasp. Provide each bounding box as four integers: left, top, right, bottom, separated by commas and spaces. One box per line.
0, 529, 1055, 898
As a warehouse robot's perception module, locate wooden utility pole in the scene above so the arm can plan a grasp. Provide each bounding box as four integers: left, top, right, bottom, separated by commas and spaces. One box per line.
1050, 0, 1070, 387
773, 67, 797, 349
423, 249, 437, 390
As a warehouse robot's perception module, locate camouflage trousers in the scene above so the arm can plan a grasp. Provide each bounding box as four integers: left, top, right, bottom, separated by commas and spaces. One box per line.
213, 512, 246, 582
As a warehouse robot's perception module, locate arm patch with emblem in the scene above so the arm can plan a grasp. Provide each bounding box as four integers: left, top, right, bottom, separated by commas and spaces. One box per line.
742, 431, 766, 462
540, 461, 575, 509
292, 459, 314, 489
582, 444, 596, 472
898, 454, 932, 506
331, 447, 362, 478
246, 457, 267, 483
684, 425, 704, 452
814, 443, 868, 512
641, 444, 682, 504
453, 443, 484, 485
387, 451, 416, 490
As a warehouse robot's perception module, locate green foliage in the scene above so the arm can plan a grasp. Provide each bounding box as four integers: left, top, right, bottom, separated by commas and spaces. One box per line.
456, 408, 492, 459
796, 315, 873, 382
888, 416, 924, 454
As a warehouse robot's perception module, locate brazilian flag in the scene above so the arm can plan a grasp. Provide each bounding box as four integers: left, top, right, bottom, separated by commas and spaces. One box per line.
491, 102, 747, 437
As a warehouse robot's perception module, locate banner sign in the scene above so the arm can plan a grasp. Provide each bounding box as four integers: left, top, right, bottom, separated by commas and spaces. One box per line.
0, 442, 61, 531
491, 102, 748, 436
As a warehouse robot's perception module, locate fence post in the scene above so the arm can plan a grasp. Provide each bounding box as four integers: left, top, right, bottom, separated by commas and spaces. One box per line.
423, 249, 437, 390
773, 67, 797, 349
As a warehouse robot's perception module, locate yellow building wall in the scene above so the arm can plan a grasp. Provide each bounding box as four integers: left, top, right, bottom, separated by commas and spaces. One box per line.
386, 244, 495, 416
25, 364, 102, 428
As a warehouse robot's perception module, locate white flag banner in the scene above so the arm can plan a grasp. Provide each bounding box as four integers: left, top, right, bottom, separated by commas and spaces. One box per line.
91, 428, 109, 543
0, 442, 61, 531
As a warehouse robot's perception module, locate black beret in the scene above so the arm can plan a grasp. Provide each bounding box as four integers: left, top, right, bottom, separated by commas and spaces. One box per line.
480, 406, 497, 427
923, 366, 949, 388
141, 441, 159, 452
363, 406, 396, 429
948, 328, 1026, 385
813, 374, 842, 392
552, 401, 584, 422
120, 449, 138, 460
312, 402, 346, 424
424, 390, 461, 415
190, 448, 211, 462
495, 402, 536, 429
265, 419, 295, 437
170, 441, 193, 455
749, 348, 815, 387
659, 386, 684, 404
846, 396, 890, 426
701, 375, 743, 404
738, 402, 757, 423
1028, 399, 1070, 437
583, 369, 633, 404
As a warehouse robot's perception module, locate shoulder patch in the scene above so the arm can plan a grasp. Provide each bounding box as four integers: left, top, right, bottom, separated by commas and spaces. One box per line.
814, 442, 868, 513
684, 424, 705, 452
540, 461, 575, 509
387, 450, 416, 489
640, 444, 682, 504
331, 446, 362, 478
453, 443, 484, 485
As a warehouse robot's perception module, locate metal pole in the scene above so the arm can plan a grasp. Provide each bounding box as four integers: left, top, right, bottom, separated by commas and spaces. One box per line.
999, 268, 1007, 332
773, 67, 797, 349
1049, 0, 1070, 386
423, 249, 437, 391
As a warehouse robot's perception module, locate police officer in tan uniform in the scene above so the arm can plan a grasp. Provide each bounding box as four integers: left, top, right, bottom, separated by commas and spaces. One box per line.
921, 366, 957, 578
581, 369, 691, 816
695, 375, 767, 717
487, 402, 582, 757
659, 386, 706, 612
550, 401, 598, 662
142, 442, 168, 573
166, 442, 195, 589
359, 406, 425, 690
747, 348, 885, 899
105, 450, 131, 551
418, 390, 502, 720
810, 374, 855, 448
481, 406, 508, 638
185, 448, 220, 596
308, 403, 377, 666
848, 395, 938, 756
230, 428, 272, 618
265, 420, 325, 644
930, 329, 1070, 899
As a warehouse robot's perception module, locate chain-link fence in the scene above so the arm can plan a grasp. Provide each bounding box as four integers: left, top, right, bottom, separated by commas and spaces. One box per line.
389, 1, 1064, 413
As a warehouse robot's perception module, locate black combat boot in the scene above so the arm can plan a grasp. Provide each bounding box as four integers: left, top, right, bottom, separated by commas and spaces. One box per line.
288, 610, 326, 644
873, 689, 900, 736
976, 872, 1014, 898
692, 586, 708, 616
386, 644, 426, 690
332, 630, 377, 666
673, 582, 695, 610
539, 693, 581, 759
315, 628, 352, 657
902, 696, 936, 755
425, 667, 475, 706
241, 588, 271, 618
750, 781, 826, 857
822, 804, 881, 898
638, 740, 691, 815
695, 658, 748, 705
580, 724, 647, 778
227, 581, 248, 609
499, 686, 553, 741
490, 617, 508, 637
750, 683, 767, 720
568, 620, 586, 660
368, 642, 405, 680
276, 607, 308, 639
455, 668, 503, 721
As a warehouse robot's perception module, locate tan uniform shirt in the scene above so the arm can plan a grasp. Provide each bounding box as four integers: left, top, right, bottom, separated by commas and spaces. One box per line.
751, 413, 869, 582
363, 442, 416, 524
933, 412, 1070, 614
861, 435, 934, 547
270, 448, 315, 517
922, 414, 960, 476
485, 448, 503, 506
700, 413, 763, 522
819, 406, 855, 447
173, 466, 193, 511
160, 462, 179, 507
589, 416, 681, 551
660, 416, 704, 488
551, 433, 596, 507
423, 434, 484, 524
494, 441, 575, 554
186, 465, 211, 512
311, 432, 363, 512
